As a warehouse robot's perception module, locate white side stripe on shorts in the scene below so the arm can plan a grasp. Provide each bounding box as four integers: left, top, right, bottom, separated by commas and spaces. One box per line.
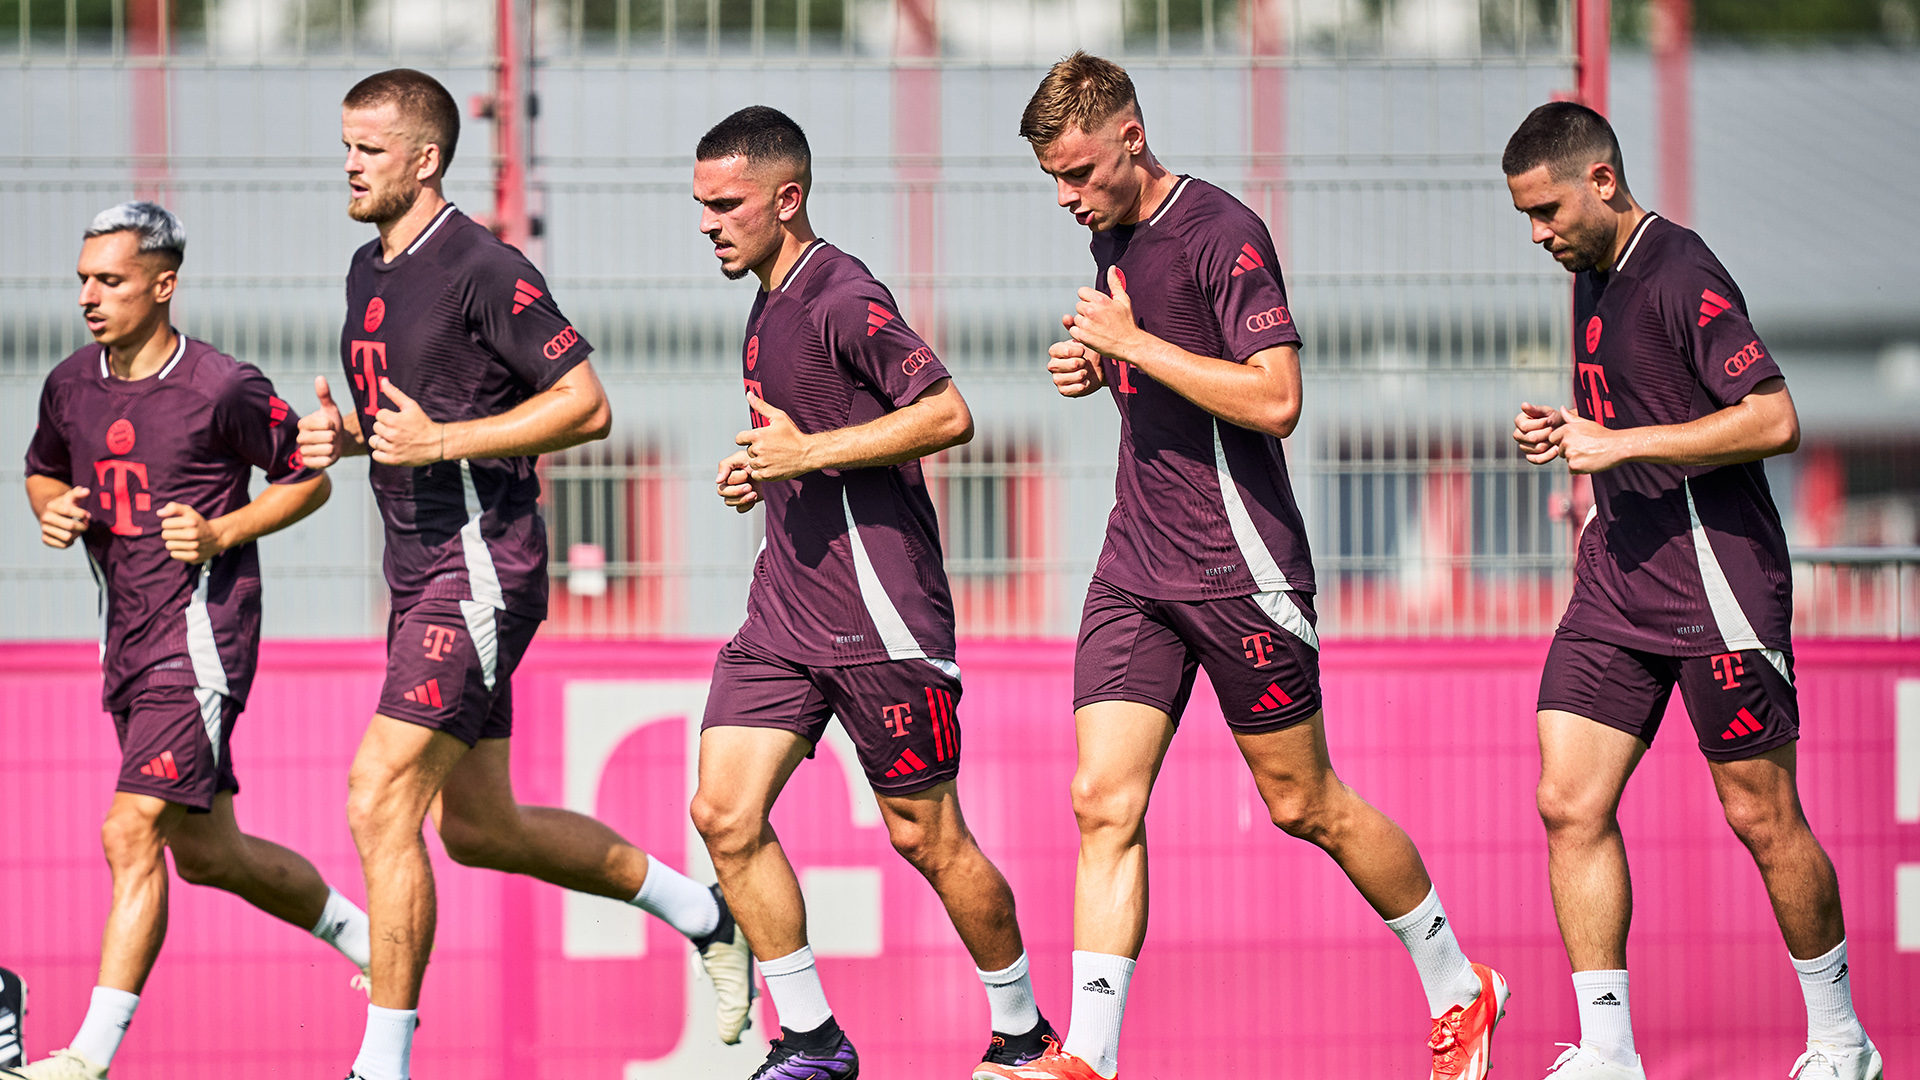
183, 568, 233, 764
460, 600, 501, 692
1254, 589, 1319, 651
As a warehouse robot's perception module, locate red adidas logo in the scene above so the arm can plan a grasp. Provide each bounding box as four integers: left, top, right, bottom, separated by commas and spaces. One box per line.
1250, 681, 1293, 714
403, 679, 445, 708
1231, 243, 1266, 277
1697, 289, 1732, 327
884, 747, 929, 779
1721, 707, 1763, 740
866, 302, 895, 337
511, 279, 544, 315
139, 750, 180, 779
268, 395, 290, 426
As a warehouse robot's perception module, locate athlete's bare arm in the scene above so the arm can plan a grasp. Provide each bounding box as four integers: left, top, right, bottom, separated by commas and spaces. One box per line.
27, 474, 90, 549
1541, 376, 1798, 474
367, 361, 612, 467
735, 376, 972, 483
156, 473, 331, 564
1067, 266, 1301, 438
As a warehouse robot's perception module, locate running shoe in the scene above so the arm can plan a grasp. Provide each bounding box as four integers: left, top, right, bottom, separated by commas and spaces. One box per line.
691, 884, 756, 1044
750, 1023, 859, 1079
1429, 962, 1509, 1080
1790, 1039, 1883, 1080
1, 1049, 107, 1079
971, 1036, 1108, 1080
1542, 1043, 1646, 1079
972, 1017, 1059, 1079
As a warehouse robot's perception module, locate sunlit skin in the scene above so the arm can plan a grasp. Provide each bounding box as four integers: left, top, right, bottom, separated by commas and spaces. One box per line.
341, 102, 448, 259
76, 230, 177, 379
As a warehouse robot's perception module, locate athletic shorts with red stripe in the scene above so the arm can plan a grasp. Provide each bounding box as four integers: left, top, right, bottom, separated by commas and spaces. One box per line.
1073, 577, 1322, 733
113, 682, 240, 813
378, 599, 542, 746
701, 636, 963, 796
1537, 628, 1799, 762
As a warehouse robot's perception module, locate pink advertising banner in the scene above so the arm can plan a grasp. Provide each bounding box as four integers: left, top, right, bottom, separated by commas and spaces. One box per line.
1, 638, 1915, 1078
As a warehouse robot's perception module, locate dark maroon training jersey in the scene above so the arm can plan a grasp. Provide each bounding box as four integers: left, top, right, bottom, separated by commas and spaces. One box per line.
732, 240, 957, 666
340, 205, 591, 616
1087, 176, 1312, 601
25, 335, 317, 710
1560, 213, 1792, 657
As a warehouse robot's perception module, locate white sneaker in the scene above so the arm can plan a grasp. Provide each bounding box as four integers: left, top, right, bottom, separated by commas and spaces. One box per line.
3, 1048, 109, 1079
1543, 1043, 1646, 1079
692, 884, 756, 1045
1790, 1039, 1883, 1080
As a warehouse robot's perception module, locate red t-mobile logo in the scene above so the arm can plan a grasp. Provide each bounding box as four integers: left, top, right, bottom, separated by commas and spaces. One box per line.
743, 379, 769, 427
93, 459, 152, 536
1575, 362, 1616, 426
882, 702, 914, 737
422, 625, 458, 661
1711, 652, 1745, 690
1242, 631, 1276, 668
1111, 359, 1138, 394
350, 341, 388, 416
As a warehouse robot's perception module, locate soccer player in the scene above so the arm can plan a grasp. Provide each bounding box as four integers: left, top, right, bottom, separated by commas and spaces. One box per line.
13, 202, 369, 1080
294, 70, 753, 1080
691, 106, 1055, 1080
1505, 103, 1880, 1080
980, 54, 1509, 1080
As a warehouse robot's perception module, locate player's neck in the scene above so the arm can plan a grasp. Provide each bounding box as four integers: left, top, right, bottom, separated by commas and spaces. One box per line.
1598, 200, 1649, 272
757, 227, 821, 292
1120, 156, 1178, 227
377, 186, 450, 263
106, 318, 178, 381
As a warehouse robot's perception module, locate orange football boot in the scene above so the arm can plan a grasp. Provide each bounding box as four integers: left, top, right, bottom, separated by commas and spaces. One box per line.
971, 1037, 1111, 1080
1428, 962, 1510, 1080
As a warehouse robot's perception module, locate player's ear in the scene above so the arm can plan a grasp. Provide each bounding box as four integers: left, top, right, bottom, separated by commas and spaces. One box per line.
1587, 160, 1618, 203
775, 179, 805, 223
416, 141, 443, 184
150, 265, 178, 305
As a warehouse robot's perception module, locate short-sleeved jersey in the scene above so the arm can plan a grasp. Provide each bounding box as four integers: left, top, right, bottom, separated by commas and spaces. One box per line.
732, 240, 957, 666
1087, 176, 1313, 601
340, 205, 592, 617
1561, 213, 1793, 657
24, 335, 317, 710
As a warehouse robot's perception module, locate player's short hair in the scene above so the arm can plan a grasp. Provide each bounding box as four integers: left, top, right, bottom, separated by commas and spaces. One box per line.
84, 201, 186, 270
343, 68, 461, 180
696, 106, 813, 190
1502, 101, 1626, 184
1019, 51, 1142, 151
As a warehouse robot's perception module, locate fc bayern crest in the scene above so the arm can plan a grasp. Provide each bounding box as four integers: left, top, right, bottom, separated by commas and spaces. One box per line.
105, 418, 136, 455
746, 335, 759, 371
365, 296, 386, 333
1585, 315, 1603, 354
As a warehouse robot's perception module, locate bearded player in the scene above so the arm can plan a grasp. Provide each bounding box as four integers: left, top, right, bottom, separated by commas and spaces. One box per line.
1506, 102, 1879, 1080
692, 106, 1054, 1080
294, 69, 753, 1080
977, 54, 1508, 1080
12, 202, 368, 1080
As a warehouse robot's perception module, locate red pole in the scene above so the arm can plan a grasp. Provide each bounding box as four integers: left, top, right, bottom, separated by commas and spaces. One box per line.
1246, 0, 1286, 257
128, 0, 170, 203
488, 0, 533, 252
894, 0, 941, 348
1575, 0, 1609, 114
1652, 0, 1692, 224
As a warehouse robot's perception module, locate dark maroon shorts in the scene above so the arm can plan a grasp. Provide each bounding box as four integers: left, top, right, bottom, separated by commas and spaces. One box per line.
1073, 577, 1322, 733
379, 599, 542, 746
702, 637, 964, 795
113, 683, 240, 813
1537, 629, 1800, 761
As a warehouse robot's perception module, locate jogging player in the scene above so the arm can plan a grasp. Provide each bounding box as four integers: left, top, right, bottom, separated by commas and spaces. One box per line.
1505, 102, 1880, 1080
978, 54, 1508, 1080
691, 106, 1054, 1080
12, 202, 368, 1080
295, 69, 753, 1080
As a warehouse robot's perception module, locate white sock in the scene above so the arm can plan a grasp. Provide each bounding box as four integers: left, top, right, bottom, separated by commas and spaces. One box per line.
1790, 940, 1870, 1047
760, 945, 833, 1033
628, 855, 721, 940
350, 1003, 418, 1080
1062, 951, 1133, 1079
312, 886, 374, 971
1383, 886, 1482, 1015
69, 986, 138, 1067
977, 952, 1042, 1036
1572, 970, 1635, 1066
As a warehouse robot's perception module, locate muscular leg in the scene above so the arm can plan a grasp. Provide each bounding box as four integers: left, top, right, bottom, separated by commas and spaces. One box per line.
168, 791, 330, 928
1707, 743, 1842, 959
875, 781, 1022, 970
344, 714, 468, 1010
1069, 701, 1175, 959
96, 792, 188, 994
690, 726, 813, 961
1536, 711, 1643, 971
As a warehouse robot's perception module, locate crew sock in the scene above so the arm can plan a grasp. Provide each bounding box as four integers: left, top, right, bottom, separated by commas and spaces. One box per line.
760, 945, 833, 1035
628, 855, 721, 941
1062, 951, 1134, 1080
69, 986, 139, 1067
1790, 940, 1870, 1048
350, 1003, 418, 1080
1571, 969, 1635, 1066
1384, 885, 1483, 1016
977, 951, 1042, 1036
311, 886, 374, 972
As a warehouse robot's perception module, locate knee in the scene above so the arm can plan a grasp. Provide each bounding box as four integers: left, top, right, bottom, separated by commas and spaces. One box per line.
1262, 781, 1344, 842
345, 758, 417, 850
1536, 775, 1615, 840
435, 810, 512, 870
885, 814, 969, 872
1721, 791, 1797, 853
1070, 771, 1148, 842
99, 806, 164, 870
169, 843, 227, 888
691, 792, 762, 863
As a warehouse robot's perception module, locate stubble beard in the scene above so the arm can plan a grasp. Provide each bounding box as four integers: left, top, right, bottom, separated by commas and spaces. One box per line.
348, 181, 421, 225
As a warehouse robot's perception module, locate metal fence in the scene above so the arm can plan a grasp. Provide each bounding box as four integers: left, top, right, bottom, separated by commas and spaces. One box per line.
23, 0, 1882, 642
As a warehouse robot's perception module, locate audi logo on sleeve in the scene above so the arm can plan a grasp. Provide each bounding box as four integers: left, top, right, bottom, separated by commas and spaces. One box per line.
543, 325, 581, 360
1724, 340, 1766, 378
1246, 306, 1292, 333
902, 346, 936, 376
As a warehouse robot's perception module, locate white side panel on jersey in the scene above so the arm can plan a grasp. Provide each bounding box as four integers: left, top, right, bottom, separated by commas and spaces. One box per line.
1254, 590, 1320, 652
461, 599, 501, 692
1213, 419, 1293, 592
459, 460, 506, 609
840, 488, 928, 661
1683, 478, 1770, 658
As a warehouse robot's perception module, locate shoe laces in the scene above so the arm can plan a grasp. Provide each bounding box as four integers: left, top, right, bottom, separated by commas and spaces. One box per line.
1547, 1044, 1588, 1073
349, 972, 373, 995
1790, 1046, 1845, 1079
1427, 1008, 1465, 1060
